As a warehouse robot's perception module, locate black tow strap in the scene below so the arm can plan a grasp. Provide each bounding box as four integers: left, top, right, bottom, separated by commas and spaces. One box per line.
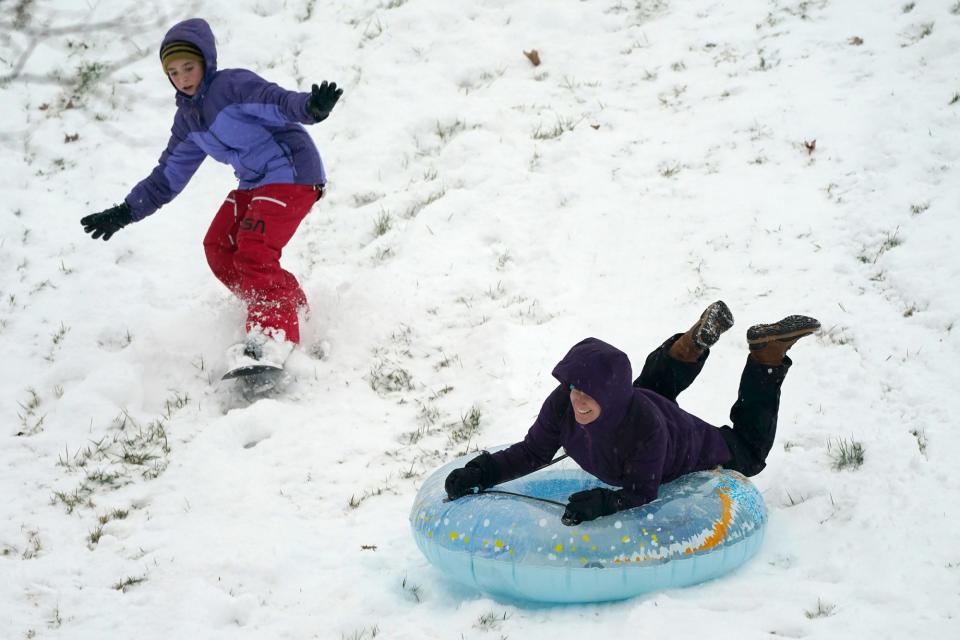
451, 453, 571, 508
474, 489, 567, 508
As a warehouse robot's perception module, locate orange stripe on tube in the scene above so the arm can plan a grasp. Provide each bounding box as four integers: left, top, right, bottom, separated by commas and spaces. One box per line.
686, 487, 733, 554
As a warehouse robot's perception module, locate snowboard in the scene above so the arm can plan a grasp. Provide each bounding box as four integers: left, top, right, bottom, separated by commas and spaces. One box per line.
222, 362, 283, 380
220, 337, 292, 394
221, 360, 287, 398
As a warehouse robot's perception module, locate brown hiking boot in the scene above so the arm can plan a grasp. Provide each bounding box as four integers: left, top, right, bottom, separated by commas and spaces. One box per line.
747, 315, 820, 366
670, 300, 735, 363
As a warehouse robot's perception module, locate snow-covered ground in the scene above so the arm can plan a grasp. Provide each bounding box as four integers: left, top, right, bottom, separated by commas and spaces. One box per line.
2, 0, 958, 637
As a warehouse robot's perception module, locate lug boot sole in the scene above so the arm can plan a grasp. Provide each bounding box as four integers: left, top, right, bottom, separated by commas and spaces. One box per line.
747, 315, 821, 348
693, 300, 735, 350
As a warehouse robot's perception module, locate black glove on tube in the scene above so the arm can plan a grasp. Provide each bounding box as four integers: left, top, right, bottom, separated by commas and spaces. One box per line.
444, 451, 500, 500
561, 487, 624, 526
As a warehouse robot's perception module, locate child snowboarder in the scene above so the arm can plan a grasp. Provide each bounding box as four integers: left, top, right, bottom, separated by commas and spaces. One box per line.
80, 17, 342, 369
444, 302, 820, 525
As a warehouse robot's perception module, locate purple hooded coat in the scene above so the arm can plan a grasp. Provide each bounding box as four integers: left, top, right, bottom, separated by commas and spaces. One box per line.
125, 18, 326, 221
490, 338, 732, 508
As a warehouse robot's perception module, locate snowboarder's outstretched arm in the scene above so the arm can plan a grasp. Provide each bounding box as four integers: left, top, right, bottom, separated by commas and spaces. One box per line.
124, 116, 207, 221
80, 114, 206, 240
225, 69, 342, 126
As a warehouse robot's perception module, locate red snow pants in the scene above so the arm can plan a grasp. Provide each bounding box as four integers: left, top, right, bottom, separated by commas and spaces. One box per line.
203, 183, 321, 344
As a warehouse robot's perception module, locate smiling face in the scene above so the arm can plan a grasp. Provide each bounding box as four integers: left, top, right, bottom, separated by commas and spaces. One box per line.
166, 58, 204, 96
570, 387, 602, 425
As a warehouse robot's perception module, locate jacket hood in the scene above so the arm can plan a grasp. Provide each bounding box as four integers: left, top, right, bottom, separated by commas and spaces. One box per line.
160, 18, 218, 96
552, 337, 634, 431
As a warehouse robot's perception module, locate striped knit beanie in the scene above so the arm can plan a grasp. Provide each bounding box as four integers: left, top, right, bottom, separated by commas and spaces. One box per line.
160, 40, 203, 70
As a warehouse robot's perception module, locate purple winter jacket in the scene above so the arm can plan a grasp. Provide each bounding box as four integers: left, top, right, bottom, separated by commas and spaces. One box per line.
125, 18, 326, 221
490, 338, 732, 508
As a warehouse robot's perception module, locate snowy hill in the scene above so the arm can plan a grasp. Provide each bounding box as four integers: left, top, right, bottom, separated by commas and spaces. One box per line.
1, 0, 958, 637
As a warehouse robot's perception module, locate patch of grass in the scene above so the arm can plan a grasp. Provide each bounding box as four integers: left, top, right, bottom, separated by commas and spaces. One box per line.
342, 625, 380, 640
52, 406, 174, 511
434, 352, 459, 370
22, 528, 42, 560
300, 0, 317, 21
450, 405, 482, 443
783, 490, 808, 507
435, 119, 466, 143
459, 67, 505, 94
372, 210, 392, 237
102, 508, 129, 523
352, 191, 383, 207
113, 575, 147, 592
859, 227, 902, 264
476, 610, 511, 629
360, 16, 384, 43
51, 485, 94, 513
873, 227, 902, 262
89, 508, 129, 547
485, 281, 506, 300
910, 201, 930, 215
348, 485, 388, 509
403, 402, 441, 445
804, 598, 837, 619
48, 605, 62, 629
87, 525, 104, 546
163, 391, 189, 419
828, 437, 864, 470
45, 322, 70, 362
61, 61, 108, 108
85, 469, 124, 487
910, 428, 927, 456
372, 247, 393, 263
403, 188, 445, 219
902, 22, 934, 47
658, 161, 682, 178
368, 361, 414, 394
401, 576, 422, 603
119, 448, 158, 465
532, 116, 580, 140
16, 388, 47, 436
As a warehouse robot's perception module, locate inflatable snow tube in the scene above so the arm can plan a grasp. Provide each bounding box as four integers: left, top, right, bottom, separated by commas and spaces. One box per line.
410, 450, 767, 603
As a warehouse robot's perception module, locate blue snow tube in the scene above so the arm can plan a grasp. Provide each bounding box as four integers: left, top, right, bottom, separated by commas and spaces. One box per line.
410, 450, 767, 603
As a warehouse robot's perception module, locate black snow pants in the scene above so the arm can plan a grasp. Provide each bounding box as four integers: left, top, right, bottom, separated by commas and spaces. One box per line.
631, 333, 791, 477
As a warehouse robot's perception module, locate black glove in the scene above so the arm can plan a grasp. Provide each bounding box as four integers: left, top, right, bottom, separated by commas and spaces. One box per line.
80, 202, 134, 241
561, 488, 623, 526
306, 81, 343, 122
444, 451, 499, 500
